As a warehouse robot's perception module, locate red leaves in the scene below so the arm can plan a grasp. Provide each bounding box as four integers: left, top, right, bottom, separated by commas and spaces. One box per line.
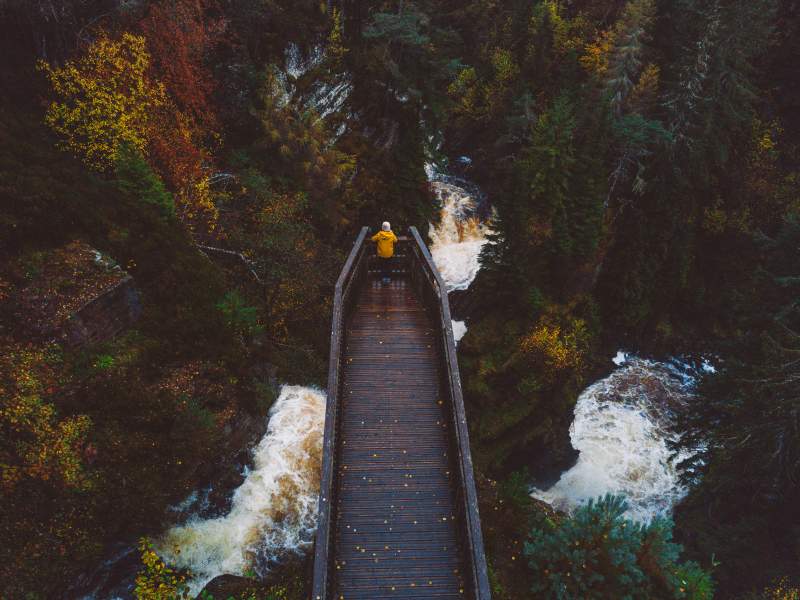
147, 109, 207, 192
138, 0, 228, 233
140, 0, 226, 134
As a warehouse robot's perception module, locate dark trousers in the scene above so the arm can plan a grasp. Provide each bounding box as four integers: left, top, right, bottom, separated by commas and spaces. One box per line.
378, 256, 393, 278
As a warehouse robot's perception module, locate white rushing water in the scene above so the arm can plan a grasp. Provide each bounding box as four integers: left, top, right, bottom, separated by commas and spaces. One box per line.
451, 320, 467, 345
155, 386, 326, 595
532, 354, 699, 522
427, 166, 493, 292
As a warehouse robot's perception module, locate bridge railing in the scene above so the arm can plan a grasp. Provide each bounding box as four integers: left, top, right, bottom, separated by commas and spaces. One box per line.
407, 226, 491, 600
311, 226, 369, 600
311, 226, 490, 600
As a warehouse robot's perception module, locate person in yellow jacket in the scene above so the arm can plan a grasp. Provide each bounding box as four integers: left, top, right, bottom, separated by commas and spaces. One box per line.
371, 221, 398, 284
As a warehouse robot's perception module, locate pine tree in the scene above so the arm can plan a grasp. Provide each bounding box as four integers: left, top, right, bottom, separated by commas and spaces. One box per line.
606, 0, 657, 117
524, 494, 714, 599
114, 143, 175, 218
674, 215, 800, 592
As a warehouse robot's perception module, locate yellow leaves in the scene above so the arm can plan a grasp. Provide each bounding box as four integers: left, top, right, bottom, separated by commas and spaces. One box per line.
447, 67, 481, 118
491, 49, 518, 85
134, 538, 191, 600
761, 578, 800, 600
40, 33, 166, 170
629, 63, 660, 112
580, 29, 616, 77
530, 1, 590, 58
701, 198, 752, 235
519, 316, 588, 380
327, 8, 348, 65
175, 175, 219, 233
0, 341, 92, 492
759, 130, 777, 153
753, 118, 783, 156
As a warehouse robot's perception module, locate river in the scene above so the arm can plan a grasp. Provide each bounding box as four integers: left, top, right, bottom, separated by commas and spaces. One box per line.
424, 167, 705, 523
152, 386, 325, 596
427, 161, 493, 344
531, 354, 705, 522
147, 166, 493, 595
79, 160, 700, 597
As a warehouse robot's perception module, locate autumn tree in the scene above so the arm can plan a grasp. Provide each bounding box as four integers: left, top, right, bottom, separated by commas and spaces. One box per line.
0, 341, 92, 492
39, 33, 166, 170
140, 0, 226, 134
40, 27, 222, 232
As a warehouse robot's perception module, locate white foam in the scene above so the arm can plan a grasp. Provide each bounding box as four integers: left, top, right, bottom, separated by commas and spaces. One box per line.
285, 43, 324, 79
612, 350, 628, 365
155, 386, 326, 595
451, 320, 467, 345
701, 358, 717, 373
532, 358, 696, 522
428, 180, 492, 292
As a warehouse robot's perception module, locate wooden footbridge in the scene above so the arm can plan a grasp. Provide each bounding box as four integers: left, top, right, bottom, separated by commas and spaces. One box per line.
312, 227, 490, 600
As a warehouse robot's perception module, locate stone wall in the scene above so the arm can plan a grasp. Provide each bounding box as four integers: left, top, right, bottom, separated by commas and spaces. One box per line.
63, 275, 142, 347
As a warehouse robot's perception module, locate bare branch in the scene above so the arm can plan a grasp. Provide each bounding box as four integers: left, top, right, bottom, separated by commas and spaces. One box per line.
196, 244, 264, 285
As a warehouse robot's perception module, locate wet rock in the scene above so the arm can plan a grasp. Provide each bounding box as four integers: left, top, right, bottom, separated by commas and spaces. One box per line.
199, 574, 260, 599
197, 552, 312, 600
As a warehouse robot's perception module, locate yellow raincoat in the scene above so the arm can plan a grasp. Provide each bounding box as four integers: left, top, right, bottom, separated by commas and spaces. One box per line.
371, 230, 398, 258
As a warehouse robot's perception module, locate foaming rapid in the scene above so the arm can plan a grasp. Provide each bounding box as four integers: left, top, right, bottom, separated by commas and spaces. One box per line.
452, 320, 467, 345
155, 386, 326, 595
428, 167, 492, 292
532, 355, 698, 522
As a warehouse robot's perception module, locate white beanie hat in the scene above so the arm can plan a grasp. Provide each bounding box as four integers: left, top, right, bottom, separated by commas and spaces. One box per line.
382, 221, 391, 231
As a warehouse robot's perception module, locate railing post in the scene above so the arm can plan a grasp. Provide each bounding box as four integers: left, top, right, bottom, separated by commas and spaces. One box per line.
311, 226, 369, 600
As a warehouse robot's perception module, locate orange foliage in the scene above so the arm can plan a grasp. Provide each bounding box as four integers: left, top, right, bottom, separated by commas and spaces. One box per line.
148, 107, 205, 191
580, 29, 616, 77
628, 63, 660, 113
139, 0, 227, 233
139, 0, 226, 134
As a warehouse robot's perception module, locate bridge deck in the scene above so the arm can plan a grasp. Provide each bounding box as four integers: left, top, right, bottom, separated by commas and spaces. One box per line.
332, 275, 467, 599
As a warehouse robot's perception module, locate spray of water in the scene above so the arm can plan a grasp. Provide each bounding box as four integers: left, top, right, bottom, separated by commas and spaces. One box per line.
532, 355, 698, 522
452, 320, 468, 345
155, 386, 326, 595
428, 172, 492, 292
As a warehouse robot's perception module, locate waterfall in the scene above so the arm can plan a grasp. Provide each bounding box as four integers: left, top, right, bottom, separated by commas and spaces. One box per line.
451, 320, 468, 345
531, 354, 703, 522
428, 169, 493, 292
154, 386, 326, 595
426, 161, 492, 347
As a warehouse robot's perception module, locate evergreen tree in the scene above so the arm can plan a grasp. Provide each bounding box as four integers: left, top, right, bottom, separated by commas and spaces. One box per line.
114, 143, 175, 218
673, 215, 800, 593
524, 495, 714, 599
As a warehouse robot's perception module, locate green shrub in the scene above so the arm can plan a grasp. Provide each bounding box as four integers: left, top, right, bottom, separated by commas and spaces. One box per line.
217, 290, 263, 339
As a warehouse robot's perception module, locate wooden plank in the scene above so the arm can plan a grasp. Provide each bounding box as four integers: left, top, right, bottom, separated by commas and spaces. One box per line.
329, 273, 468, 599
312, 230, 489, 600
